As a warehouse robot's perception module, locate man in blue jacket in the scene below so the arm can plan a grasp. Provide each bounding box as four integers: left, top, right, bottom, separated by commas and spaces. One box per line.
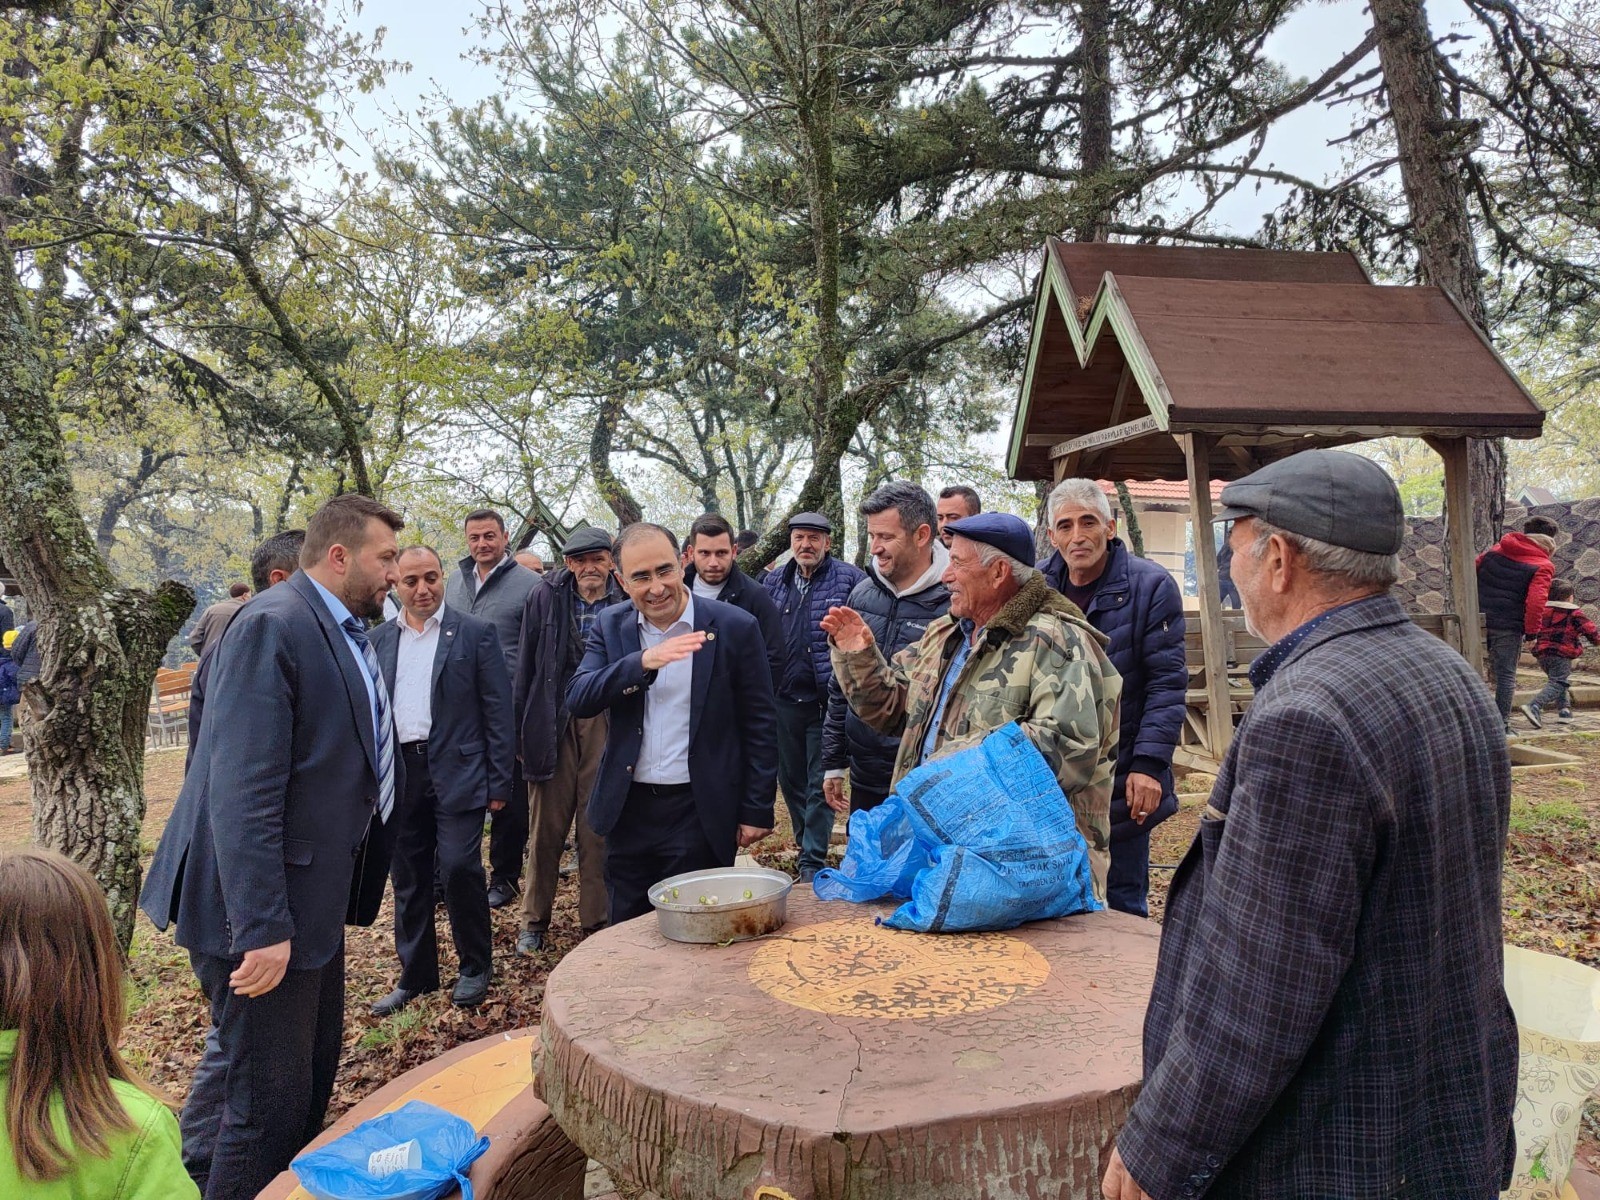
822, 482, 949, 816
567, 523, 778, 923
1039, 478, 1185, 917
763, 513, 866, 879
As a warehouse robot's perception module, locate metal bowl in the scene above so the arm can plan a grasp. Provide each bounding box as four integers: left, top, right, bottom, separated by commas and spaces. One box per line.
649, 866, 794, 944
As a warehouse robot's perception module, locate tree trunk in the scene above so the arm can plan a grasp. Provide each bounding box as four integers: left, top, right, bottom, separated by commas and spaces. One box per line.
590, 394, 644, 526
1370, 0, 1504, 549
0, 251, 192, 950
1115, 481, 1145, 556
1073, 0, 1114, 243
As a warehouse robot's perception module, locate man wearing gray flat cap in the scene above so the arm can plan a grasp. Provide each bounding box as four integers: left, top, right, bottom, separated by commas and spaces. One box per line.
763, 512, 866, 880
511, 524, 626, 955
1104, 448, 1517, 1200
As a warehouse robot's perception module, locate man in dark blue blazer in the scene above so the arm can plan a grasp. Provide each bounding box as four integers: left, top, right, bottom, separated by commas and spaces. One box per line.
141, 495, 404, 1200
567, 522, 778, 923
369, 545, 513, 1014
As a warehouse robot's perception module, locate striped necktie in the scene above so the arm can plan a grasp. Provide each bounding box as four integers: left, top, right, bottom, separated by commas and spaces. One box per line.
341, 616, 394, 824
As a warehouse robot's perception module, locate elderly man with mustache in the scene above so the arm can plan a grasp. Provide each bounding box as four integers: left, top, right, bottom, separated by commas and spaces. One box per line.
512, 526, 628, 955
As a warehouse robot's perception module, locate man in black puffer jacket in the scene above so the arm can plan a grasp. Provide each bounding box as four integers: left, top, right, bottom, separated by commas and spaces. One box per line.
684, 513, 783, 688
765, 512, 867, 880
823, 483, 950, 816
1039, 478, 1186, 918
1477, 514, 1558, 731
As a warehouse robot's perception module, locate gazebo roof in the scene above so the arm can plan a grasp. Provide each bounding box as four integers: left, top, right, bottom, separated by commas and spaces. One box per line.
1008, 239, 1545, 482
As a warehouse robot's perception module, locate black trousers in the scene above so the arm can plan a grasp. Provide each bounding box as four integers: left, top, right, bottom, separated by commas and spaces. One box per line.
184, 947, 344, 1200
394, 744, 492, 990
604, 782, 726, 924
850, 783, 889, 815
1107, 831, 1153, 918
487, 757, 528, 888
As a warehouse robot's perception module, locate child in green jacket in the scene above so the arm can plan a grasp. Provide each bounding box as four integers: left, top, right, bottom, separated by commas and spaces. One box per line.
1, 848, 199, 1199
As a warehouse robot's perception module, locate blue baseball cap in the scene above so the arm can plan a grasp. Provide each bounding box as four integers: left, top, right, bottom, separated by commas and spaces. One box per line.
945, 513, 1035, 565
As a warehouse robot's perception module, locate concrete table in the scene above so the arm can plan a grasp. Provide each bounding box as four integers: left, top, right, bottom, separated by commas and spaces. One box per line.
537, 891, 1160, 1200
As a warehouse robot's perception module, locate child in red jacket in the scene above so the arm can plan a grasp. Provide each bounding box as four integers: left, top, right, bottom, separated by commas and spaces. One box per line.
1520, 579, 1600, 728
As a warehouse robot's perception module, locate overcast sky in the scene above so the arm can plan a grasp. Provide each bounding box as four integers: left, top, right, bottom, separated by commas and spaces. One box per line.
341, 0, 1476, 235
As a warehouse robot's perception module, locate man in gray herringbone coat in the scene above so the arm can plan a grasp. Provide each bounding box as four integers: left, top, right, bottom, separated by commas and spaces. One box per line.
1105, 450, 1517, 1200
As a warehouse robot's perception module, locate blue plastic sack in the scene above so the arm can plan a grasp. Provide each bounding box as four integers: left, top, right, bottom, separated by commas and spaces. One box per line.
291, 1100, 490, 1200
814, 722, 1101, 932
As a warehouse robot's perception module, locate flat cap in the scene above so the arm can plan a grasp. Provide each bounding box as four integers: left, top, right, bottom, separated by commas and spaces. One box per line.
946, 512, 1036, 566
562, 526, 615, 557
1215, 449, 1403, 555
787, 511, 833, 534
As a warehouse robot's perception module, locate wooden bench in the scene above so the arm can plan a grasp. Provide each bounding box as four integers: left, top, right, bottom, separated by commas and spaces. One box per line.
1177, 609, 1496, 773
147, 663, 197, 748
257, 1030, 585, 1200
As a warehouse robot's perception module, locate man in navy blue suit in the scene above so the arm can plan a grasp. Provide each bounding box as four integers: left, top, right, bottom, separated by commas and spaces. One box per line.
141, 494, 403, 1200
566, 522, 778, 923
369, 545, 513, 1015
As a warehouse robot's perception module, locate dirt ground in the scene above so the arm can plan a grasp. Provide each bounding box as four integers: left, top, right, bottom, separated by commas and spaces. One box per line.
2, 736, 1595, 1173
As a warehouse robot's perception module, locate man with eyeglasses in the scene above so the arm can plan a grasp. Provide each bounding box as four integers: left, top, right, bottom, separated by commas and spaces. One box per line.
566, 522, 778, 924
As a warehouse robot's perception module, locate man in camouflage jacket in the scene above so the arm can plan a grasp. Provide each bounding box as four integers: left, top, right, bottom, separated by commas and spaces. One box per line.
823, 513, 1121, 895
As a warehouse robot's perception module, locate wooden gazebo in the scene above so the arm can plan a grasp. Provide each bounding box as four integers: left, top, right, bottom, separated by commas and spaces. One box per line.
1009, 239, 1545, 768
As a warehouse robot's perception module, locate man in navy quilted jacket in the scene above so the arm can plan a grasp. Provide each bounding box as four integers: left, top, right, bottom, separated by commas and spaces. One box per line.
1039, 478, 1185, 917
764, 513, 866, 880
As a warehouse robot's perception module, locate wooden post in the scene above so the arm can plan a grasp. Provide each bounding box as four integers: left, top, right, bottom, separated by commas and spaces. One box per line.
1427, 436, 1485, 674
1182, 433, 1234, 763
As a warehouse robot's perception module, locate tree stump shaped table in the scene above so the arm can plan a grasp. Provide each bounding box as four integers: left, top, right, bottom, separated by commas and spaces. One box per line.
538, 892, 1160, 1200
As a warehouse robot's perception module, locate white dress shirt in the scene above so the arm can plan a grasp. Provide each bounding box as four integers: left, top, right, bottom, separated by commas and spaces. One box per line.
474, 555, 509, 594
393, 605, 444, 744
635, 593, 695, 785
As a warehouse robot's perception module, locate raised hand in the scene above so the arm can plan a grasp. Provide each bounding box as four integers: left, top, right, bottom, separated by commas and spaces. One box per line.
820, 606, 875, 653
641, 630, 707, 671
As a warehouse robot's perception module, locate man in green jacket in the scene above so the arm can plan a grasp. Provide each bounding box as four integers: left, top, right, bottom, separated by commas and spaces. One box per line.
823, 512, 1121, 896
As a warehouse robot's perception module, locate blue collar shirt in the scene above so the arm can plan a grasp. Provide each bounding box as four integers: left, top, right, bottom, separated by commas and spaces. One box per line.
921, 618, 978, 765
308, 576, 381, 747
635, 593, 696, 786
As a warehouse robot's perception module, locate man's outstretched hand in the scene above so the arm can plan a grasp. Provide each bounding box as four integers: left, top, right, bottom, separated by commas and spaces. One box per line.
821, 606, 875, 653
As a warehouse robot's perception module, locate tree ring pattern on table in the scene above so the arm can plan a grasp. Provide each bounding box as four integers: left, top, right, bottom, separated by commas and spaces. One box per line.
747, 918, 1050, 1019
